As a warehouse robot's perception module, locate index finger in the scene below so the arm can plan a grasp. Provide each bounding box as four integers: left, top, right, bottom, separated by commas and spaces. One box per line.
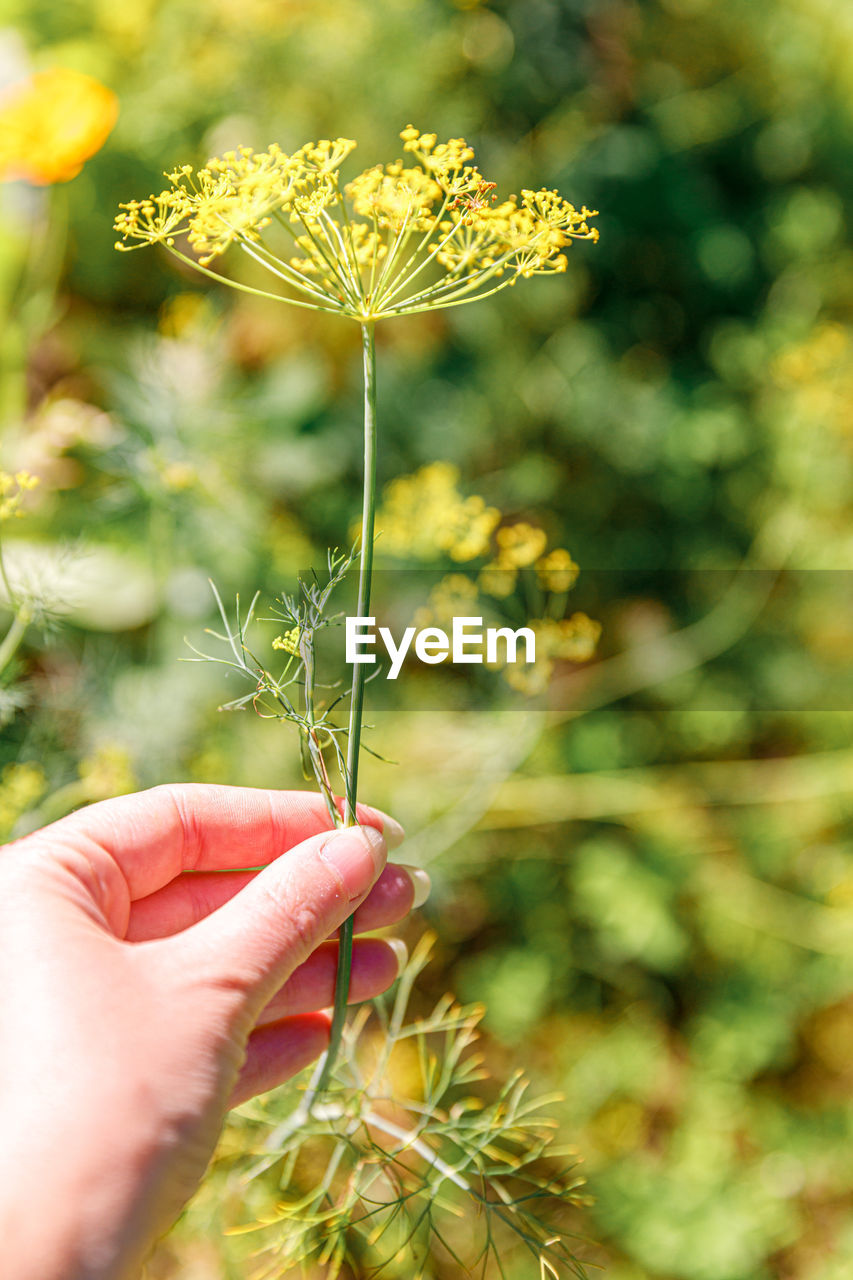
28, 784, 403, 901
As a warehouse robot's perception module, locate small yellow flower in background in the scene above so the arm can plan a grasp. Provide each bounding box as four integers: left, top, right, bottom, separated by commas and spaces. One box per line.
0, 68, 118, 185
273, 626, 302, 655
158, 292, 218, 338
503, 613, 600, 695
374, 461, 499, 561
536, 547, 580, 593
443, 494, 501, 561
0, 470, 39, 521
160, 461, 198, 492
770, 323, 853, 438
538, 613, 601, 662
0, 761, 46, 840
477, 563, 517, 598
78, 745, 136, 800
491, 521, 547, 569
413, 572, 480, 630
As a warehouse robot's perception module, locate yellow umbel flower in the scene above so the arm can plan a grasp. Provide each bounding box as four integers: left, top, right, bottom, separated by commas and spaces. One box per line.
115, 126, 599, 321
114, 191, 191, 251
504, 613, 601, 694
494, 522, 548, 568
273, 626, 302, 656
346, 162, 441, 233
478, 563, 517, 599
0, 470, 39, 522
374, 462, 499, 562
0, 762, 46, 840
78, 745, 136, 800
536, 548, 580, 593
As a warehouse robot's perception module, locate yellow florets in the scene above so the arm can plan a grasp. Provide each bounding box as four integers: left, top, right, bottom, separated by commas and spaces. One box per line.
114, 190, 189, 252
374, 462, 500, 562
0, 761, 46, 840
536, 548, 580, 593
0, 470, 39, 521
346, 162, 441, 233
297, 137, 357, 173
273, 626, 302, 656
115, 127, 599, 320
504, 613, 601, 694
494, 522, 548, 568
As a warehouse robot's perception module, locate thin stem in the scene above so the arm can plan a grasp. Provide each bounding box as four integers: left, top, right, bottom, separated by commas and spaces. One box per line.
163, 246, 341, 314
331, 180, 368, 299
0, 535, 31, 677
0, 610, 30, 677
297, 212, 361, 304
369, 205, 415, 304
360, 1110, 473, 1193
319, 208, 364, 303
314, 320, 377, 1094
387, 274, 517, 317
385, 241, 521, 312
0, 538, 16, 607
236, 235, 342, 304
301, 626, 344, 826
373, 190, 452, 308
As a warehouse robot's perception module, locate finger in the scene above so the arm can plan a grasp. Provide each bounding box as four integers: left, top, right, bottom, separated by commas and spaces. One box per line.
346, 864, 430, 936
172, 824, 388, 1011
22, 784, 403, 902
255, 938, 405, 1026
126, 869, 256, 940
229, 1013, 331, 1108
125, 862, 429, 942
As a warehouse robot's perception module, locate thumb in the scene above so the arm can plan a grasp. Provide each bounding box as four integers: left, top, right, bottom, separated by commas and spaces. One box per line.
172, 824, 388, 1010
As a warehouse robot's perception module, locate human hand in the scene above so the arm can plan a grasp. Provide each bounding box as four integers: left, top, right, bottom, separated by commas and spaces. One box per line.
0, 784, 424, 1280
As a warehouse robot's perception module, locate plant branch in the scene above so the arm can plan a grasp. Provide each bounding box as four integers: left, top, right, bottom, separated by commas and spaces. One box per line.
314, 320, 377, 1094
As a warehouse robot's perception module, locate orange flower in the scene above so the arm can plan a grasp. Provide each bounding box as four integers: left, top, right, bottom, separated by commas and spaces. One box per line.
0, 67, 118, 185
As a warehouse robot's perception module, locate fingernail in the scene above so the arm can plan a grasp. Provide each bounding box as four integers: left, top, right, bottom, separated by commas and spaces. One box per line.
399, 864, 431, 909
380, 815, 405, 850
386, 937, 408, 975
320, 826, 386, 901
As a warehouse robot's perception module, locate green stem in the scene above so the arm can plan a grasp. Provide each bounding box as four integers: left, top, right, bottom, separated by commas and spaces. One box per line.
315, 320, 377, 1093
0, 609, 30, 677
0, 537, 30, 677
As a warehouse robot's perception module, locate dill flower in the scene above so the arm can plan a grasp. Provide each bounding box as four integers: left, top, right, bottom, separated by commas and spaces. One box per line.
0, 68, 117, 184
0, 471, 39, 522
504, 613, 602, 694
77, 745, 136, 800
272, 626, 301, 655
373, 461, 500, 561
494, 521, 549, 568
536, 547, 580, 593
115, 126, 598, 321
0, 762, 46, 840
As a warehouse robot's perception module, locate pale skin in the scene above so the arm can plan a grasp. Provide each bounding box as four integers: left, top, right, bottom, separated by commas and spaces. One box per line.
0, 784, 423, 1280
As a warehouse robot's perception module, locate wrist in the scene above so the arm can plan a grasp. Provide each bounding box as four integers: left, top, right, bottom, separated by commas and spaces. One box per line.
0, 1115, 169, 1280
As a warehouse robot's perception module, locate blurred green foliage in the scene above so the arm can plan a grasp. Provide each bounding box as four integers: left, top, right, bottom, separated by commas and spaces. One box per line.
1, 0, 852, 1275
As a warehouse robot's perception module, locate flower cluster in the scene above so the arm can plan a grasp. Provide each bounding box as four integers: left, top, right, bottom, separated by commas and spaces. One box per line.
0, 471, 39, 522
372, 461, 600, 693
272, 625, 301, 655
374, 461, 500, 561
504, 613, 601, 694
115, 127, 598, 321
0, 762, 46, 841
